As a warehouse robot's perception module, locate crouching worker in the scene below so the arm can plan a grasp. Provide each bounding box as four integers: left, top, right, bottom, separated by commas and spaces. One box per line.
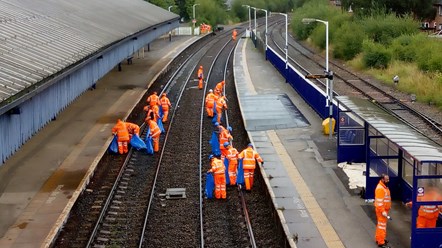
207, 154, 226, 199
145, 113, 161, 152
125, 121, 140, 140
111, 119, 130, 154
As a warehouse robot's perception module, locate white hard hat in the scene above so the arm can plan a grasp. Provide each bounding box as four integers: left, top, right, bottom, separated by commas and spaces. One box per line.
209, 89, 213, 93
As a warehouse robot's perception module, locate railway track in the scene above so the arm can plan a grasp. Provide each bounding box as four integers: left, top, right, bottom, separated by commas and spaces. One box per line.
53, 24, 284, 248
268, 19, 442, 145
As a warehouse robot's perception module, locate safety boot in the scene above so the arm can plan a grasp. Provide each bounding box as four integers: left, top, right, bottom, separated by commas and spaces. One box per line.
377, 244, 390, 248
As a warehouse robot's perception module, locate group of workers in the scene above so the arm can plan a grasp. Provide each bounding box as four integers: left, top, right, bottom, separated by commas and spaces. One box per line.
373, 174, 442, 248
111, 91, 172, 154
204, 78, 263, 199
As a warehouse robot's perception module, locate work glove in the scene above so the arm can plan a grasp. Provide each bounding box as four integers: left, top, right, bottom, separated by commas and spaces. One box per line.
382, 211, 388, 218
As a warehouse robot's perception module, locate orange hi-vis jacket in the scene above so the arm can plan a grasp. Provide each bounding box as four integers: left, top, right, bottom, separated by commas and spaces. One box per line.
205, 92, 217, 107
374, 180, 391, 213
147, 93, 160, 107
112, 120, 130, 142
219, 128, 232, 148
215, 81, 225, 94
197, 67, 204, 80
160, 96, 171, 111
415, 189, 442, 219
125, 122, 140, 135
238, 147, 263, 170
144, 105, 160, 122
216, 96, 227, 112
226, 147, 239, 165
209, 158, 225, 175
148, 119, 161, 138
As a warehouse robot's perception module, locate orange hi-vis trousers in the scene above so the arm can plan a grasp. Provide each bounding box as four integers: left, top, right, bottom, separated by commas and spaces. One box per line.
228, 162, 238, 185
375, 209, 388, 245
214, 173, 226, 199
244, 169, 255, 190
118, 141, 129, 154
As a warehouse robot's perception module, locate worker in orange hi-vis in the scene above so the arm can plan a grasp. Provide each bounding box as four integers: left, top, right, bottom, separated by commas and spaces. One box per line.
214, 80, 225, 96
406, 181, 442, 229
146, 113, 162, 152
207, 154, 227, 199
160, 93, 172, 123
219, 125, 233, 159
224, 141, 239, 185
205, 89, 218, 118
215, 95, 227, 124
374, 174, 391, 248
146, 91, 160, 107
125, 122, 140, 140
111, 119, 130, 154
232, 29, 237, 41
238, 143, 264, 191
197, 65, 204, 90
143, 104, 160, 123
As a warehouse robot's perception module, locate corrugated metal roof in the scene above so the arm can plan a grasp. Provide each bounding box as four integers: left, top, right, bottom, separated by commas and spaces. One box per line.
337, 96, 442, 162
0, 0, 178, 103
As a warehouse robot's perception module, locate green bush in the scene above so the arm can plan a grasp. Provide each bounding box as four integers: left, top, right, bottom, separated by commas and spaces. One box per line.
333, 22, 365, 60
291, 0, 331, 40
362, 40, 391, 69
415, 38, 442, 73
390, 35, 417, 62
362, 13, 419, 45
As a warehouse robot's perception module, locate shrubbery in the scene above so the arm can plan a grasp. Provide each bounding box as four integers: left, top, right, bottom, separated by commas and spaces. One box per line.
415, 39, 442, 73
333, 22, 365, 60
362, 40, 391, 69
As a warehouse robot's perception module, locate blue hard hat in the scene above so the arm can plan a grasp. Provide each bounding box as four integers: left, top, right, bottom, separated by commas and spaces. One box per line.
214, 122, 219, 126
223, 142, 230, 148
227, 126, 232, 132
208, 154, 214, 160
247, 143, 253, 148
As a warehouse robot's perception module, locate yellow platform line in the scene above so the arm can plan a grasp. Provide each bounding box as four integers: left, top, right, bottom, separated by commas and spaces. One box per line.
267, 130, 345, 248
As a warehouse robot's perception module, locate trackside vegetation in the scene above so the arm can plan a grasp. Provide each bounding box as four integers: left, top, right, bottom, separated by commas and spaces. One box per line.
291, 0, 442, 108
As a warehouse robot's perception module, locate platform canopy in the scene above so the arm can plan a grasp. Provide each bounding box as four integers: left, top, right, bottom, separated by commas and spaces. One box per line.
0, 0, 178, 104
337, 96, 442, 163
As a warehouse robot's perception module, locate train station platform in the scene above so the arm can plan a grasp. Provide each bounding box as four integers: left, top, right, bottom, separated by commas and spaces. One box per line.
0, 31, 413, 248
234, 37, 410, 247
0, 35, 200, 247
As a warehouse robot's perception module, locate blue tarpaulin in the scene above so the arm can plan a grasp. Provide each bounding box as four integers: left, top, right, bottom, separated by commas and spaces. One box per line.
237, 159, 244, 185
224, 157, 230, 185
145, 136, 154, 155
210, 131, 221, 156
144, 127, 154, 155
157, 118, 165, 134
109, 135, 118, 154
205, 172, 214, 199
159, 105, 164, 119
130, 134, 147, 150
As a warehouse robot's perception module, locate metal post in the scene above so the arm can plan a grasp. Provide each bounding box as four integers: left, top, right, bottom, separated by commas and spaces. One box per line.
192, 4, 200, 36
329, 71, 333, 139
254, 8, 257, 41
264, 10, 268, 51
257, 8, 268, 57
242, 5, 251, 37
284, 14, 288, 70
248, 6, 251, 33
302, 18, 332, 138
